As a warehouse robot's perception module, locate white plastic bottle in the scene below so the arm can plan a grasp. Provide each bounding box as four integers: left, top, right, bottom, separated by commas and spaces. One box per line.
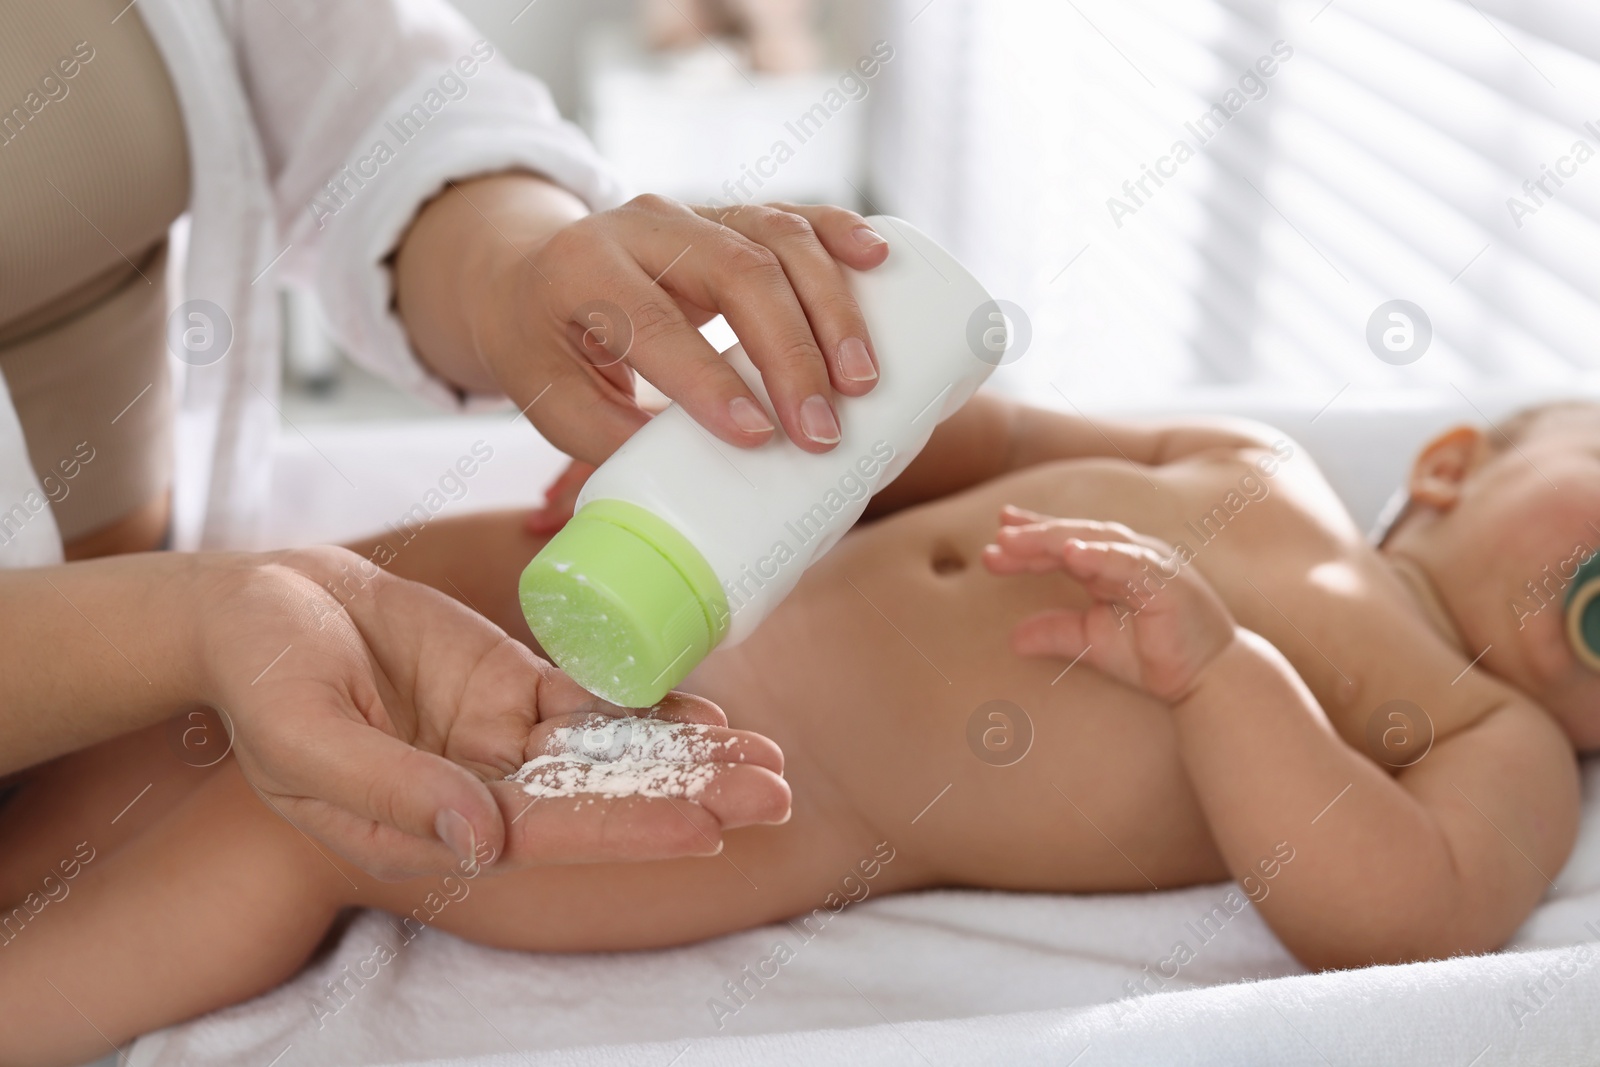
519, 215, 1006, 706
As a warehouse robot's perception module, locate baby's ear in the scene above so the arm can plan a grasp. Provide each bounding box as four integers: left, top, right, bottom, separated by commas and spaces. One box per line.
1406, 425, 1486, 510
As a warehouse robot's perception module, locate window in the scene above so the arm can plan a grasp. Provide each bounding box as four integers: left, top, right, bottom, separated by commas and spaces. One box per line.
870, 0, 1600, 404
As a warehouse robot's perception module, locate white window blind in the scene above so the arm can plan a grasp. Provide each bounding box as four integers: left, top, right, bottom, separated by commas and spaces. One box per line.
869, 0, 1600, 404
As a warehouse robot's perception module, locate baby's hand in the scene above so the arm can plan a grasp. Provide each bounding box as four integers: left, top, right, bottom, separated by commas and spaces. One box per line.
525, 458, 597, 534
982, 505, 1236, 703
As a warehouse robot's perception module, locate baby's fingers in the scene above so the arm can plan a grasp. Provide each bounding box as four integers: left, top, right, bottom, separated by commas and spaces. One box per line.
525, 459, 598, 534
984, 516, 1143, 574
999, 504, 1052, 527
1057, 538, 1174, 602
1002, 511, 1149, 547
983, 520, 1079, 574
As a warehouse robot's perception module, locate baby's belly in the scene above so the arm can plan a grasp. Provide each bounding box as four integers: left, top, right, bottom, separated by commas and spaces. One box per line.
687, 465, 1231, 893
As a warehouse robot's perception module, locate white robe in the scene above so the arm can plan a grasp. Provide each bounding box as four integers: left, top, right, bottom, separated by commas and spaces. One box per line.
0, 0, 626, 565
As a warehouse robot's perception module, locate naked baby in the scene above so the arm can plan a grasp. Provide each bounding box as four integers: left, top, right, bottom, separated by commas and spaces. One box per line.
4, 392, 1596, 1065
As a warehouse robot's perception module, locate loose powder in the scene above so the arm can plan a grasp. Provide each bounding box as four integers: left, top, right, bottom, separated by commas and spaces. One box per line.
506, 717, 727, 800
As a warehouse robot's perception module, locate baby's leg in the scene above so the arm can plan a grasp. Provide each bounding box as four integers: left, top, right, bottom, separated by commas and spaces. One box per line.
343, 509, 542, 645
364, 788, 910, 954
0, 760, 352, 1067
0, 716, 228, 908
3, 741, 904, 1064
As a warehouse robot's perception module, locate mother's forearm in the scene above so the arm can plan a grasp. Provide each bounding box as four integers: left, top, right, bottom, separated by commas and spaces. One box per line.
393, 171, 589, 396
0, 552, 214, 773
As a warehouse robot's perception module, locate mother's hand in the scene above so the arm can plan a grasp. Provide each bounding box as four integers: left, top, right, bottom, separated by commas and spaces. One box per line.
200, 547, 789, 879
396, 178, 890, 465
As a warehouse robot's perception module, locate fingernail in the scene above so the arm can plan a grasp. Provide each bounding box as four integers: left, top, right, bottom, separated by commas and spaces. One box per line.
799, 394, 841, 444
728, 395, 774, 435
852, 225, 887, 249
838, 337, 877, 382
435, 808, 476, 864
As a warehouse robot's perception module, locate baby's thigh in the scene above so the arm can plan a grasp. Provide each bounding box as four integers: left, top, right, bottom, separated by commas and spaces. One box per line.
378, 814, 896, 954
343, 509, 547, 644
0, 714, 227, 907
0, 758, 349, 1060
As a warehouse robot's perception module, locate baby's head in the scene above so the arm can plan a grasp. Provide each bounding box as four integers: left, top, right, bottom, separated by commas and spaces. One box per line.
1385, 400, 1600, 748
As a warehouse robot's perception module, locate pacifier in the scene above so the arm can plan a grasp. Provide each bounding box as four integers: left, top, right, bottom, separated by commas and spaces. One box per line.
1566, 552, 1600, 672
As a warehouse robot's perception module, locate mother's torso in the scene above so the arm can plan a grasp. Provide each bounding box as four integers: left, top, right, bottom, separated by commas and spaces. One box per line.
0, 0, 190, 558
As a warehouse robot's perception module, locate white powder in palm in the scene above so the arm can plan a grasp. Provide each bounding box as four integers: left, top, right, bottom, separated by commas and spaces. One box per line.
507, 717, 727, 800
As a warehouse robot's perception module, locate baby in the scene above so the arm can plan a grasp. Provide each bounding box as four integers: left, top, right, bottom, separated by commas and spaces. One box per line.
4, 392, 1596, 1064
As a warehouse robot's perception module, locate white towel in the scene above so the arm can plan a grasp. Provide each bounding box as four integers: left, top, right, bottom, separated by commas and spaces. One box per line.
128, 758, 1600, 1067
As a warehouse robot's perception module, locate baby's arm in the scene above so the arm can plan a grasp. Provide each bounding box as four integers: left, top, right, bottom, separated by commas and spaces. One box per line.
866, 392, 1282, 518
984, 510, 1580, 969
1177, 629, 1576, 967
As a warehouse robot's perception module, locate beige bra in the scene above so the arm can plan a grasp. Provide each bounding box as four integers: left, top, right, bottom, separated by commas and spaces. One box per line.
0, 0, 190, 544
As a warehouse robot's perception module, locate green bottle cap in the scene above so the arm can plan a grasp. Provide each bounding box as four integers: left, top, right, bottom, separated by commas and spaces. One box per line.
1567, 552, 1600, 672
519, 498, 730, 707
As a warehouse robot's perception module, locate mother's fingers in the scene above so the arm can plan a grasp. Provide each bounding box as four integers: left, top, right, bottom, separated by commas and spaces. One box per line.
258, 710, 507, 874
525, 714, 785, 777
691, 764, 793, 827
599, 198, 844, 451
529, 197, 892, 459
695, 203, 882, 398
488, 702, 791, 869
541, 198, 785, 451
647, 689, 731, 727
563, 251, 777, 452
266, 790, 482, 883
758, 202, 890, 272
485, 763, 791, 868
500, 342, 650, 467
490, 783, 723, 865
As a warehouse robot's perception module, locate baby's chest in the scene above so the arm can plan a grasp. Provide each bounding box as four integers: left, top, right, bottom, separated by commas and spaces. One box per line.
1203, 557, 1498, 757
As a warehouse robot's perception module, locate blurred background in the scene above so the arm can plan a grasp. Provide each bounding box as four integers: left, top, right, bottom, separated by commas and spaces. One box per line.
280, 0, 1600, 428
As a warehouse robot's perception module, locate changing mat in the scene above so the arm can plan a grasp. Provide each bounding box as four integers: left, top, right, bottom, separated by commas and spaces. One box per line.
128, 763, 1600, 1066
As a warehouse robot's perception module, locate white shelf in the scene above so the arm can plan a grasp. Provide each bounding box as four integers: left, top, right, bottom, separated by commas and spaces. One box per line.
580, 24, 867, 208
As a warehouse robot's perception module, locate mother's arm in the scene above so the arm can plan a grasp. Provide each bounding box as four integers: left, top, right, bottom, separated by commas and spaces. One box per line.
0, 549, 790, 878
0, 552, 210, 773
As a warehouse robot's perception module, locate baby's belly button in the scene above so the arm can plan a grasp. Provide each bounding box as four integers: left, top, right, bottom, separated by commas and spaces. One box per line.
821, 531, 981, 597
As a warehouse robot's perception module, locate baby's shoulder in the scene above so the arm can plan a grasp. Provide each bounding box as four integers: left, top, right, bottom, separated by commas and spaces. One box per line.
1164, 430, 1354, 534
1347, 627, 1570, 770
